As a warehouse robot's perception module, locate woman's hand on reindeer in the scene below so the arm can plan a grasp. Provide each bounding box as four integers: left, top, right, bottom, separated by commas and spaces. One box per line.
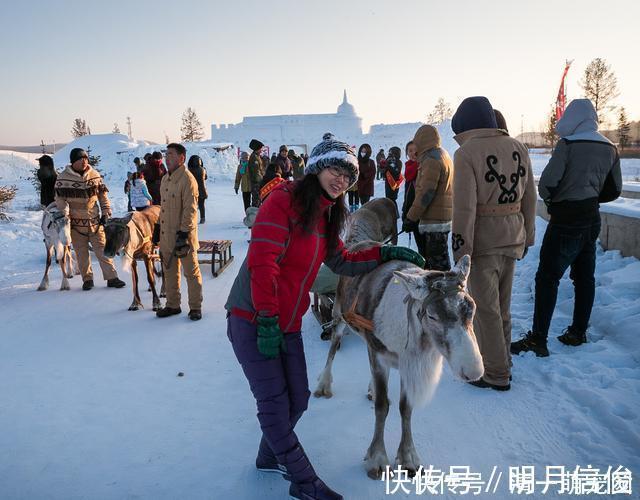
380, 245, 426, 269
256, 315, 286, 359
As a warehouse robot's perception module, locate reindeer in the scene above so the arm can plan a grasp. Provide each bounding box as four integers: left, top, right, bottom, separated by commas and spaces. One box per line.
103, 206, 163, 311
38, 203, 76, 291
344, 197, 398, 246
314, 248, 484, 479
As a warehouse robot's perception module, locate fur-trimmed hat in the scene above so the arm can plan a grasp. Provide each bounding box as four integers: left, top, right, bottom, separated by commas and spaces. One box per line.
304, 138, 359, 187
249, 139, 264, 151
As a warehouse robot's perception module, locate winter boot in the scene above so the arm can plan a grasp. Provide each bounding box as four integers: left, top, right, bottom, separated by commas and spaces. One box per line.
289, 478, 343, 500
557, 326, 587, 346
199, 217, 205, 224
82, 279, 94, 291
107, 277, 126, 288
510, 331, 549, 357
156, 306, 181, 318
468, 378, 510, 391
256, 436, 287, 476
188, 309, 202, 321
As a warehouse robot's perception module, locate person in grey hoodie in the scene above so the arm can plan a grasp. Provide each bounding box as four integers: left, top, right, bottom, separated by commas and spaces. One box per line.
511, 99, 622, 357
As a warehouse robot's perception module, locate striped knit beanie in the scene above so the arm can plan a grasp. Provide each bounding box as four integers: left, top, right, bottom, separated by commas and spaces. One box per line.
304, 138, 359, 187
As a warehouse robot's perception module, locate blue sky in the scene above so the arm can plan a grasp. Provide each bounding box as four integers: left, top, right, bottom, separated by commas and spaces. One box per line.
1, 0, 638, 145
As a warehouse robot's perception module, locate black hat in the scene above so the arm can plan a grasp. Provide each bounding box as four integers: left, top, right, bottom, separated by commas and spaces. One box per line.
69, 148, 88, 164
37, 154, 54, 167
279, 144, 288, 153
249, 139, 264, 151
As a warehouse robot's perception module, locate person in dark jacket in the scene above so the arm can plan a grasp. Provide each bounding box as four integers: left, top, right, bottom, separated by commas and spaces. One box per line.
143, 151, 167, 205
275, 145, 293, 179
248, 139, 265, 208
375, 148, 386, 180
187, 154, 208, 224
382, 146, 403, 208
494, 109, 508, 134
401, 140, 424, 251
288, 149, 306, 180
511, 99, 622, 357
356, 143, 376, 204
224, 137, 425, 500
36, 155, 57, 207
124, 171, 133, 211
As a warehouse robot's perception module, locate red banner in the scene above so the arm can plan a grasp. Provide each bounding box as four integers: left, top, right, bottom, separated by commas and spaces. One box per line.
555, 60, 573, 121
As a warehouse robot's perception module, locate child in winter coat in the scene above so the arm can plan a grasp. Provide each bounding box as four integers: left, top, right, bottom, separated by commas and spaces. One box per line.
382, 146, 403, 209
234, 151, 252, 211
129, 172, 153, 210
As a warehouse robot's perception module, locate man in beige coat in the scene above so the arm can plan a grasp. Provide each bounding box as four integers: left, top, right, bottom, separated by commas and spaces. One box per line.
451, 96, 536, 391
156, 143, 203, 321
403, 124, 453, 271
55, 147, 125, 291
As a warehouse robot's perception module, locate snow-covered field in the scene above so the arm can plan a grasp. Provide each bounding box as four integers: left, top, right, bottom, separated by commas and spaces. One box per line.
0, 149, 638, 499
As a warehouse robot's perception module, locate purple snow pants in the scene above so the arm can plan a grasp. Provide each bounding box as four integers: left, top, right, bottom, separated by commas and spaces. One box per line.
227, 313, 315, 483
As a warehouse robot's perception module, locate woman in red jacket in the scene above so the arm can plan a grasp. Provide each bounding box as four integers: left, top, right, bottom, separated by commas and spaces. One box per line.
224, 138, 424, 500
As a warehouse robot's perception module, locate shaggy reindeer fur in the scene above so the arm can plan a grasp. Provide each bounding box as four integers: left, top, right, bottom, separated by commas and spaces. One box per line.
314, 246, 483, 479
38, 203, 76, 291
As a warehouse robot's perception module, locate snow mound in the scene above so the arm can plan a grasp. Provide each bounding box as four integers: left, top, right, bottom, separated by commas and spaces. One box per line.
0, 151, 39, 183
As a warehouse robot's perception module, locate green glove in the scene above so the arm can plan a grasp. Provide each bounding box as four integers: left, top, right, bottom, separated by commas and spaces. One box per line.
256, 315, 286, 359
380, 245, 426, 269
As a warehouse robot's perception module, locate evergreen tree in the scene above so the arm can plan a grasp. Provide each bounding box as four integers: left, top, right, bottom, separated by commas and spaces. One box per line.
544, 108, 558, 148
0, 185, 18, 221
71, 118, 89, 138
580, 58, 619, 123
180, 107, 204, 142
617, 107, 631, 151
86, 146, 101, 170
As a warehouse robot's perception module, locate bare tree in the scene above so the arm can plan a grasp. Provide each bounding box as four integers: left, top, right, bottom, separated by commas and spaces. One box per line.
71, 118, 89, 138
112, 122, 121, 134
180, 107, 204, 142
426, 98, 453, 125
617, 107, 631, 151
580, 58, 619, 123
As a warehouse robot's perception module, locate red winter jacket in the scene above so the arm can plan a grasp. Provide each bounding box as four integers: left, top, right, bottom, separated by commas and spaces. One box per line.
404, 159, 419, 184
225, 182, 382, 333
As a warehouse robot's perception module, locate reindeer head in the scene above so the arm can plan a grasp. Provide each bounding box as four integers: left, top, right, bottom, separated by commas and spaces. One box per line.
43, 207, 71, 250
392, 255, 484, 382
103, 215, 132, 259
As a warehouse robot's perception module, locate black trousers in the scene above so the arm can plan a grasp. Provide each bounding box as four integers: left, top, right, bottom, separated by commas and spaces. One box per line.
198, 198, 206, 221
241, 191, 252, 211
532, 220, 600, 338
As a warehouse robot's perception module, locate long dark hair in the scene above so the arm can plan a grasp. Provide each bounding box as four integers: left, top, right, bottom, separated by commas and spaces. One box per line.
291, 174, 347, 256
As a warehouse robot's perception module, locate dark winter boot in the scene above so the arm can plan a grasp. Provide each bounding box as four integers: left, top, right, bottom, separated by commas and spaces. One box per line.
107, 277, 126, 288
289, 478, 343, 500
199, 217, 205, 224
510, 331, 549, 357
82, 279, 94, 291
188, 309, 202, 321
156, 306, 181, 318
256, 436, 287, 475
468, 378, 510, 391
557, 326, 587, 346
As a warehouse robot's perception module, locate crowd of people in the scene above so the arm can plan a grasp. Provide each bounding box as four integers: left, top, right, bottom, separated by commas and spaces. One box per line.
34, 94, 622, 500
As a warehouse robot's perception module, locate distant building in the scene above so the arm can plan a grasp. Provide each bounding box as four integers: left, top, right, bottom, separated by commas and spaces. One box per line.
211, 91, 457, 156
211, 91, 362, 154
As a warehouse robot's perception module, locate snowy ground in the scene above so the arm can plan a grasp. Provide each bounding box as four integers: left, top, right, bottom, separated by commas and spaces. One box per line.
0, 154, 638, 499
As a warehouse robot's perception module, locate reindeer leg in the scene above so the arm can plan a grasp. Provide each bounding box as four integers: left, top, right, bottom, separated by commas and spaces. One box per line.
144, 256, 161, 311
65, 245, 74, 278
364, 347, 391, 480
38, 242, 52, 291
395, 381, 422, 477
313, 321, 347, 398
128, 260, 142, 311
59, 246, 70, 291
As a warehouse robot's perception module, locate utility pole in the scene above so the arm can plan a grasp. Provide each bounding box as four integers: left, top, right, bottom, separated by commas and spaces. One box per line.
126, 116, 132, 139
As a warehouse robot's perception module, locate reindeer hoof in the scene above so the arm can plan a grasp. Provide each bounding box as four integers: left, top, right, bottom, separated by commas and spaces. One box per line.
60, 285, 70, 291
37, 285, 47, 291
128, 305, 141, 311
160, 293, 166, 298
66, 274, 74, 279
313, 386, 333, 399
152, 305, 160, 312
366, 466, 385, 480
